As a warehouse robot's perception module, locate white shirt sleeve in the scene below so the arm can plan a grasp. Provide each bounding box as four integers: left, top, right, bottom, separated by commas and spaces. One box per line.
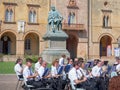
23, 67, 29, 81
23, 67, 34, 81
14, 64, 22, 75
38, 66, 44, 78
92, 66, 101, 77
35, 62, 40, 71
116, 64, 120, 71
68, 68, 78, 85
59, 58, 64, 65
77, 69, 83, 79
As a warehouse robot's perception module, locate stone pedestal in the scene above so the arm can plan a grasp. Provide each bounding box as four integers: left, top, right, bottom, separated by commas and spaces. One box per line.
41, 30, 70, 63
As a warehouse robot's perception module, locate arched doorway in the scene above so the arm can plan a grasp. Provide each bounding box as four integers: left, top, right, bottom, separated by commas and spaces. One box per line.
0, 32, 16, 54
100, 35, 112, 57
24, 33, 39, 55
66, 35, 78, 59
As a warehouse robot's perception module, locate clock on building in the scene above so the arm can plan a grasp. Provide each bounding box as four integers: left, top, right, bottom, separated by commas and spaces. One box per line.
3, 36, 8, 41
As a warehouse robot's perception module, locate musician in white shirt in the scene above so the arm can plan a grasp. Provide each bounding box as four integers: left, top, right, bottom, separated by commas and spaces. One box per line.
92, 60, 102, 77
68, 61, 87, 89
116, 58, 120, 74
38, 61, 51, 79
59, 54, 66, 66
77, 61, 87, 78
23, 58, 37, 84
51, 59, 59, 77
79, 60, 93, 78
14, 58, 23, 78
34, 57, 43, 72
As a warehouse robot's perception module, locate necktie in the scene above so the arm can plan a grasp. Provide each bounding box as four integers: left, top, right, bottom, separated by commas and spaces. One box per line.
29, 68, 33, 76
62, 59, 64, 65
99, 68, 102, 76
76, 70, 79, 80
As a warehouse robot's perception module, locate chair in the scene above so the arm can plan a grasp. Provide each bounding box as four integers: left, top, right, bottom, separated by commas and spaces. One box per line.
15, 75, 24, 90
58, 66, 64, 75
24, 79, 35, 90
64, 65, 72, 73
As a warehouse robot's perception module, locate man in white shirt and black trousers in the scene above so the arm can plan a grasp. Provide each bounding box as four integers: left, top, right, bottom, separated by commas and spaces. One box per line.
68, 61, 87, 90
92, 60, 103, 77
38, 61, 51, 79
34, 57, 43, 72
23, 58, 42, 88
14, 58, 23, 79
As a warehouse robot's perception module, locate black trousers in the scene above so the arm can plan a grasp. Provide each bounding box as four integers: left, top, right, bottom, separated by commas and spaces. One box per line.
18, 75, 23, 79
27, 80, 46, 88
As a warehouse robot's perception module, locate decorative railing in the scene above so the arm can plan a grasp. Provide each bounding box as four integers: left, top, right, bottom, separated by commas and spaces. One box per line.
62, 23, 85, 30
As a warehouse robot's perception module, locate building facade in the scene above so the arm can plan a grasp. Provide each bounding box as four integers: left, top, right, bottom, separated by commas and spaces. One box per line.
89, 0, 120, 60
0, 0, 49, 60
51, 0, 88, 59
1, 0, 120, 61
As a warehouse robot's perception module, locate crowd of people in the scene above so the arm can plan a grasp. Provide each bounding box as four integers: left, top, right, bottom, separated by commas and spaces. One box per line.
14, 55, 120, 90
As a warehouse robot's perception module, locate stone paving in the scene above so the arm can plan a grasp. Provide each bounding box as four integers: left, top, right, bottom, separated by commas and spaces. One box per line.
0, 74, 23, 90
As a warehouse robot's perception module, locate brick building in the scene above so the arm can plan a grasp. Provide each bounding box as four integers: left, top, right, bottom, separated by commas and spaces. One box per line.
0, 0, 120, 61
0, 0, 49, 60
89, 0, 120, 60
51, 0, 88, 59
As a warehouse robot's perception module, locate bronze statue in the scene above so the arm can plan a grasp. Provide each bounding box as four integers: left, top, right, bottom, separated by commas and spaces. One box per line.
48, 6, 63, 32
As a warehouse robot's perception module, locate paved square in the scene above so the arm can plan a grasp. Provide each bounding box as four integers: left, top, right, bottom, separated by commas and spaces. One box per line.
0, 74, 23, 90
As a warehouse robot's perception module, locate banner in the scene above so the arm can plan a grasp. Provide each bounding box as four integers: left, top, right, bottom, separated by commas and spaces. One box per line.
18, 20, 25, 33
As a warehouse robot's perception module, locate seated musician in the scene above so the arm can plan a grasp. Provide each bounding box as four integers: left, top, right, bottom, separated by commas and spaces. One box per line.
68, 61, 87, 89
91, 60, 103, 77
14, 58, 23, 79
23, 58, 38, 86
51, 59, 68, 90
51, 59, 59, 77
78, 60, 92, 78
64, 59, 73, 73
38, 61, 51, 79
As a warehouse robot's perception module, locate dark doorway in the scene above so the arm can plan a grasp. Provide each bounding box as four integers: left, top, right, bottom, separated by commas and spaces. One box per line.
0, 36, 11, 54
100, 35, 112, 57
66, 35, 78, 59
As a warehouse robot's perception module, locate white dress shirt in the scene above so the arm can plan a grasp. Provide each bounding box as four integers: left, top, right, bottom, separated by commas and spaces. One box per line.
116, 64, 120, 72
92, 65, 102, 77
77, 68, 86, 78
68, 67, 80, 85
38, 66, 45, 78
35, 62, 41, 72
59, 57, 64, 66
14, 63, 23, 75
23, 66, 33, 81
51, 65, 58, 77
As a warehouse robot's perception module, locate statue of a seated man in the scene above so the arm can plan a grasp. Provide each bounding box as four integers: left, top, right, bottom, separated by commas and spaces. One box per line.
48, 6, 63, 32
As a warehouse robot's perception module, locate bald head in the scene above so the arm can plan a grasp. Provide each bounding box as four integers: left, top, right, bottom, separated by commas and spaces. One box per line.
42, 61, 47, 68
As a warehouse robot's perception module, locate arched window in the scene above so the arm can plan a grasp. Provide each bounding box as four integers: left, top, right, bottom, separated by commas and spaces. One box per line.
5, 9, 13, 22
29, 10, 36, 23
103, 15, 109, 27
25, 39, 31, 50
